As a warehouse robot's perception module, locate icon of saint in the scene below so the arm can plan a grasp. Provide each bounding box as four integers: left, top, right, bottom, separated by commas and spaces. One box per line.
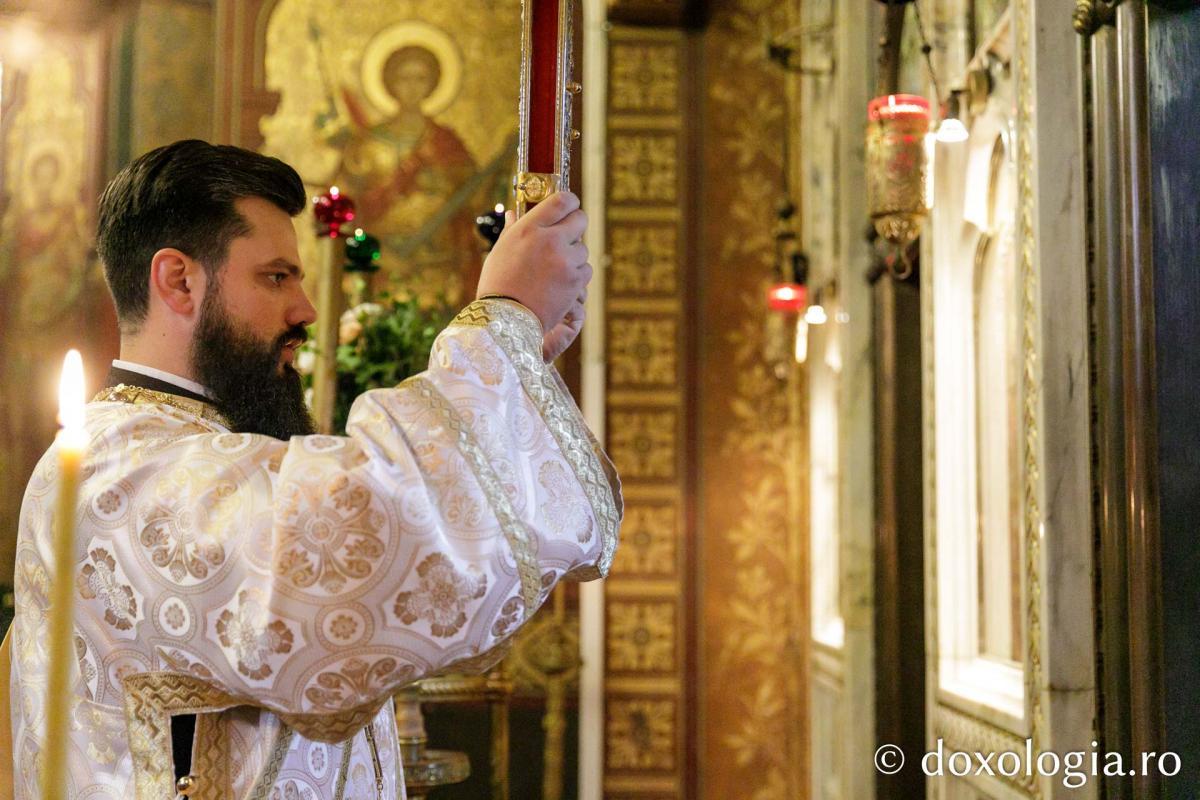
331, 43, 484, 304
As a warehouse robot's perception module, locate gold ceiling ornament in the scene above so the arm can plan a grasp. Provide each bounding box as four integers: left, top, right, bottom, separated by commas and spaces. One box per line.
866, 93, 932, 248
359, 20, 465, 118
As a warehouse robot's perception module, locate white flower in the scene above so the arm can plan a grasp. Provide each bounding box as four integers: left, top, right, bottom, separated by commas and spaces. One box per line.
339, 318, 363, 345
295, 347, 316, 375
341, 303, 383, 324
339, 303, 382, 345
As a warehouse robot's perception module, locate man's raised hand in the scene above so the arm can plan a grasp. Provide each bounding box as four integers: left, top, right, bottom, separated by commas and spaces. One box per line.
476, 191, 593, 335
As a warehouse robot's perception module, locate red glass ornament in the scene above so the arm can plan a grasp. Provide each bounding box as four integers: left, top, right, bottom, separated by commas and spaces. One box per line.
868, 93, 930, 122
312, 187, 356, 238
767, 283, 807, 313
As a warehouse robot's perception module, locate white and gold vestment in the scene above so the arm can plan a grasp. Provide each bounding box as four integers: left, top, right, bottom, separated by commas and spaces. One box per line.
11, 299, 621, 799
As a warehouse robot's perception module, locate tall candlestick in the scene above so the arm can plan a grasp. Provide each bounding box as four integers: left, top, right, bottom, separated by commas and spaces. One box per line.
310, 186, 355, 434
43, 350, 86, 800
312, 234, 342, 433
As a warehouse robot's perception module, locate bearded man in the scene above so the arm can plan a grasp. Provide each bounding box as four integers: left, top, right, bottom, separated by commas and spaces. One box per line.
10, 139, 620, 799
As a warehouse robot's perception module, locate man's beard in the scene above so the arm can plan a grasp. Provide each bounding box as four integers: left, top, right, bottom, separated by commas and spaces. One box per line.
192, 289, 316, 440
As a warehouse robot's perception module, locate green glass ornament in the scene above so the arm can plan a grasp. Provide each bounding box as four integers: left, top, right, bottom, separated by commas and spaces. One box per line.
344, 228, 381, 273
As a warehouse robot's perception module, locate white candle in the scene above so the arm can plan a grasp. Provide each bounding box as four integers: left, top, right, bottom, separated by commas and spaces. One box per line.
43, 350, 86, 800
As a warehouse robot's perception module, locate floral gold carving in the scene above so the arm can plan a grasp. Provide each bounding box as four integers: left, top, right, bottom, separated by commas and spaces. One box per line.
699, 1, 806, 798
605, 27, 688, 796
610, 134, 678, 203
609, 225, 678, 295
606, 698, 676, 771
609, 318, 677, 386
611, 505, 677, 577
609, 411, 677, 479
610, 44, 679, 112
608, 601, 676, 672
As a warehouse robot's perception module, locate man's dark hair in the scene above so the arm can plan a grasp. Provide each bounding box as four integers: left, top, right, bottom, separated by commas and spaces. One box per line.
96, 139, 306, 332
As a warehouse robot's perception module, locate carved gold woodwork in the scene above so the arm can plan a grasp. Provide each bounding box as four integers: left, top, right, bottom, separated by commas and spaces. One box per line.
609, 133, 678, 202
609, 225, 678, 295
610, 505, 678, 577
604, 23, 690, 799
610, 42, 680, 112
609, 319, 677, 386
606, 697, 676, 770
608, 411, 678, 479
608, 600, 675, 672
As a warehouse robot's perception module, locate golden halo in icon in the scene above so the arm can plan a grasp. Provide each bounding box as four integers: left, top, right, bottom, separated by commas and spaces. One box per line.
360, 21, 463, 118
21, 140, 73, 204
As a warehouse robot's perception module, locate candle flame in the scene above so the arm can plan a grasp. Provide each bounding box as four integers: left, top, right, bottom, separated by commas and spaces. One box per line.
58, 350, 86, 440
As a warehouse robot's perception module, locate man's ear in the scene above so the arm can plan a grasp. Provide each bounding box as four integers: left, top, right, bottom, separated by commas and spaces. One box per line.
149, 248, 206, 318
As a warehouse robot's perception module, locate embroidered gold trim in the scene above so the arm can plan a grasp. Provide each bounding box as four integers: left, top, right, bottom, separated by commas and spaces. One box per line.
400, 375, 542, 613
452, 299, 622, 577
122, 671, 380, 798
121, 673, 241, 800
333, 737, 355, 800
551, 366, 624, 523
278, 700, 386, 744
246, 724, 295, 800
93, 384, 232, 429
191, 712, 231, 800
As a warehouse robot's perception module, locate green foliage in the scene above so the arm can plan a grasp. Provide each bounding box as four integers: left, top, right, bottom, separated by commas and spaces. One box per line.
302, 294, 453, 434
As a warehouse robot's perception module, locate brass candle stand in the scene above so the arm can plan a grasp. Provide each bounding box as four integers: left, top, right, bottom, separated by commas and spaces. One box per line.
395, 685, 471, 800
